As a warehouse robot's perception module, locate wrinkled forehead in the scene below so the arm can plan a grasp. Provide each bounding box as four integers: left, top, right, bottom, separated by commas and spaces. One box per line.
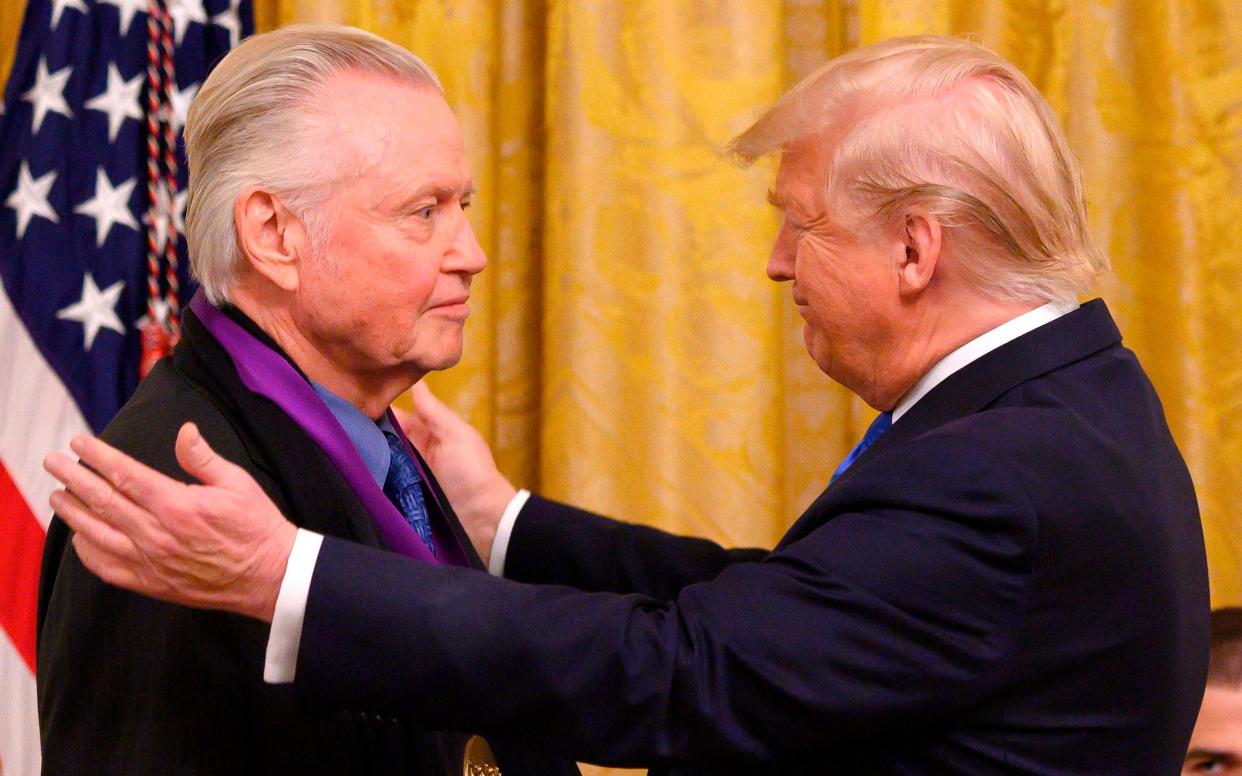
310, 71, 469, 188
772, 132, 836, 200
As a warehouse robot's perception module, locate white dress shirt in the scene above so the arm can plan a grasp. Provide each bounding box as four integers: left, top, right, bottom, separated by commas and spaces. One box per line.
264, 299, 1078, 683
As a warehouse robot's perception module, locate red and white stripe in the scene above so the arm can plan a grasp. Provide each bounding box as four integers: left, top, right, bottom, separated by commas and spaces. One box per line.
0, 282, 91, 774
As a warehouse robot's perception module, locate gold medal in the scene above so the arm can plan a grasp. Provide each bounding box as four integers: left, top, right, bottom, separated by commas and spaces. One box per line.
464, 734, 501, 776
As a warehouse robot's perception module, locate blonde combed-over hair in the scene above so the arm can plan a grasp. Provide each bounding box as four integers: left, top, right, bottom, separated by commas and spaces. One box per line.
184, 25, 442, 304
730, 35, 1108, 303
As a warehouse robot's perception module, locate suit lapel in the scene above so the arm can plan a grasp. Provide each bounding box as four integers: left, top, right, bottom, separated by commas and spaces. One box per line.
778, 299, 1123, 547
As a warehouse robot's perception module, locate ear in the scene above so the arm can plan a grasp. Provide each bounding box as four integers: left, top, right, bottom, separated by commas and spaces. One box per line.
896, 211, 942, 298
233, 186, 309, 293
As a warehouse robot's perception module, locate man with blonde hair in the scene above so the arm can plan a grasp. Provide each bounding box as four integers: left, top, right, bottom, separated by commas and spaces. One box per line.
45, 35, 1208, 773
36, 24, 576, 776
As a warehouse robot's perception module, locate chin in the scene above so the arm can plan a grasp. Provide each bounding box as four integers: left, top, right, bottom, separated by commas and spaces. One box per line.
417, 343, 465, 373
803, 327, 833, 376
404, 324, 466, 371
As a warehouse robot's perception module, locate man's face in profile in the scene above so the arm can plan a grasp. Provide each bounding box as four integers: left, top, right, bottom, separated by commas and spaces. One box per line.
765, 131, 901, 401
290, 70, 486, 386
1184, 685, 1242, 774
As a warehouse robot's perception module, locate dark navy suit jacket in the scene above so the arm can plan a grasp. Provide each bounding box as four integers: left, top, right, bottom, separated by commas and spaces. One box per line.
296, 300, 1210, 774
39, 309, 578, 776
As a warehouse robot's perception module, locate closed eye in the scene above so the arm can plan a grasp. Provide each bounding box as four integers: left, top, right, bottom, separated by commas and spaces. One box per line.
1185, 751, 1236, 773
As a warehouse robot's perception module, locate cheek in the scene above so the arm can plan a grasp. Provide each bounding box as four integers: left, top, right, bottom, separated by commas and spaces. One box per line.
386, 241, 441, 304
295, 259, 350, 322
410, 265, 442, 307
354, 254, 440, 329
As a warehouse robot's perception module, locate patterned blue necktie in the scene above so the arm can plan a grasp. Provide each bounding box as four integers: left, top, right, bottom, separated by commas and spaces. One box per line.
830, 411, 893, 484
383, 430, 437, 556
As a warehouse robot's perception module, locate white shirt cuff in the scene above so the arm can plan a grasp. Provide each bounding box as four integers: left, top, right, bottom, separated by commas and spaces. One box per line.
488, 489, 530, 577
263, 528, 324, 684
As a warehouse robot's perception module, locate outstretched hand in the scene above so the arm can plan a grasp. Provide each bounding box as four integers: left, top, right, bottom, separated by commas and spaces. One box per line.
396, 382, 515, 566
43, 422, 296, 622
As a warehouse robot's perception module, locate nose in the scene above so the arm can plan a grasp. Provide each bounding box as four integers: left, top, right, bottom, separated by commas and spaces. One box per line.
766, 220, 796, 282
446, 208, 487, 277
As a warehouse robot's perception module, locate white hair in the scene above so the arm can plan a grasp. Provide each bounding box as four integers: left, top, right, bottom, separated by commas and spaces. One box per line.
730, 35, 1108, 303
184, 25, 443, 304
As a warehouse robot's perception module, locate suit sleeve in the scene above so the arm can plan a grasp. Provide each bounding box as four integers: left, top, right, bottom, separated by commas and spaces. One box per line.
37, 381, 274, 774
296, 431, 1036, 768
504, 495, 767, 599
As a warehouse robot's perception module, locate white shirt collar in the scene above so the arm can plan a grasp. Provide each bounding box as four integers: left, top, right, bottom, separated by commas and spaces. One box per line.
891, 299, 1079, 423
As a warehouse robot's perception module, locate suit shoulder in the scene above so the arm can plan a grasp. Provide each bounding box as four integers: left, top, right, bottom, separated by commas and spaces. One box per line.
879, 415, 1043, 495
101, 358, 256, 484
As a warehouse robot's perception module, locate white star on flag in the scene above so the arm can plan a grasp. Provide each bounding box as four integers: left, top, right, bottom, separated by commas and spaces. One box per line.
75, 168, 139, 247
166, 80, 200, 134
85, 64, 143, 143
210, 0, 243, 48
143, 181, 188, 251
96, 0, 148, 36
5, 162, 58, 239
56, 273, 127, 350
21, 58, 74, 134
168, 0, 207, 45
49, 0, 87, 29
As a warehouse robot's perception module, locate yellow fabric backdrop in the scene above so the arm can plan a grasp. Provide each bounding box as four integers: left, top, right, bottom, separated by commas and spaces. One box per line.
3, 3, 1240, 771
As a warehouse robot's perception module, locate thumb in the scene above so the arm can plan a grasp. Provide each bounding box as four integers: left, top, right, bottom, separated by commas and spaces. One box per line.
409, 381, 454, 432
393, 404, 431, 453
175, 422, 246, 488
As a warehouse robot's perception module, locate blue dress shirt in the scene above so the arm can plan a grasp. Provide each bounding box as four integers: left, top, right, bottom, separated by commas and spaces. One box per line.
309, 382, 395, 490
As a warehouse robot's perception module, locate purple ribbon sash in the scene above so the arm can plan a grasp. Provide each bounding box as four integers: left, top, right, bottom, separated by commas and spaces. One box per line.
189, 293, 465, 566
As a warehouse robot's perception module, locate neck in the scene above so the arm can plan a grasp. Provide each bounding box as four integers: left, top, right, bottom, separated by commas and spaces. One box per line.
230, 287, 417, 420
867, 293, 1045, 411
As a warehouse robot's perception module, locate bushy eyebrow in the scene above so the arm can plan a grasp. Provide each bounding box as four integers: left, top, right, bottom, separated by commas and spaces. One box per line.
394, 182, 476, 212
1185, 748, 1238, 761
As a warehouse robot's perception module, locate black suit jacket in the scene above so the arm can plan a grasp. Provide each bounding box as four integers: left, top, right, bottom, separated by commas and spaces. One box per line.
286, 301, 1208, 773
37, 309, 579, 775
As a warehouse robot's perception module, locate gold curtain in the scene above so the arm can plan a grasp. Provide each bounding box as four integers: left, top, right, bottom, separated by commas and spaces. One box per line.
3, 3, 1240, 770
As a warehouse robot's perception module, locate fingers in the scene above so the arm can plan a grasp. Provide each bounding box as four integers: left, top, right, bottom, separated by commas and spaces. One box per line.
402, 385, 443, 454
72, 533, 144, 593
53, 485, 153, 596
63, 435, 179, 512
44, 451, 149, 531
408, 381, 453, 430
408, 380, 437, 407
391, 404, 422, 438
52, 487, 140, 561
174, 422, 249, 489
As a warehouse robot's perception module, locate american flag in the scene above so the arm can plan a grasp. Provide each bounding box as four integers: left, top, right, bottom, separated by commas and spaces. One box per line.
0, 1, 251, 773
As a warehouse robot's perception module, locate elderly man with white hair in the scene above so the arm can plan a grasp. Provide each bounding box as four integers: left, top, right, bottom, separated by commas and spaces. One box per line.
45, 35, 1209, 774
36, 24, 578, 776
